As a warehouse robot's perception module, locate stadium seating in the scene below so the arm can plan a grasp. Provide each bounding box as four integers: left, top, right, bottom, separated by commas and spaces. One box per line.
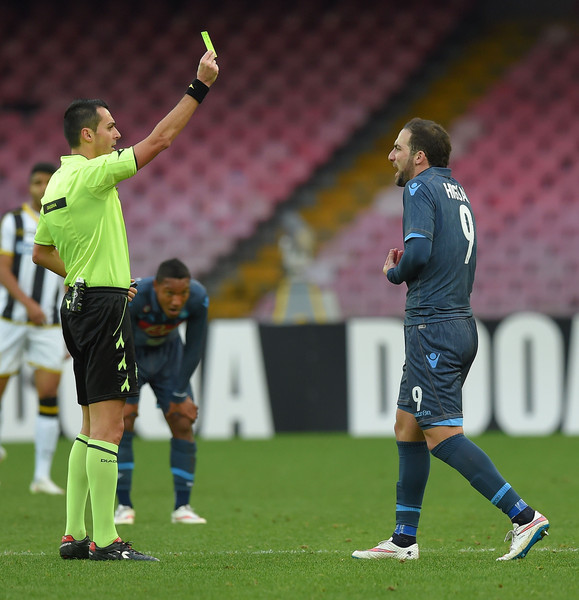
0, 0, 471, 281
2, 2, 575, 319
280, 23, 579, 319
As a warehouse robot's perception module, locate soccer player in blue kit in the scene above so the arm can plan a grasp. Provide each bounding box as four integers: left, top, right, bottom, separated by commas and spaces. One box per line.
352, 118, 549, 562
115, 258, 208, 525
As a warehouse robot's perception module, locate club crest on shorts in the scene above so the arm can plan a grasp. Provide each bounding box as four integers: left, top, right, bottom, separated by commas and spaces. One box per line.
426, 352, 440, 368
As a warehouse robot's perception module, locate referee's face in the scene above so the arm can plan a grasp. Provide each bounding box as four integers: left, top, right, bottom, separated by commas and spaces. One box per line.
92, 106, 121, 157
154, 277, 191, 319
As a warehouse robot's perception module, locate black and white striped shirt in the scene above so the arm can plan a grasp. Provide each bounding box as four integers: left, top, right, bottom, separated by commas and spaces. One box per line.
0, 203, 63, 325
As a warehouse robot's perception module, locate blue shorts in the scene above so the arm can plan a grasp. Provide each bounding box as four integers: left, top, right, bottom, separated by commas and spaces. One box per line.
398, 317, 478, 429
128, 338, 193, 414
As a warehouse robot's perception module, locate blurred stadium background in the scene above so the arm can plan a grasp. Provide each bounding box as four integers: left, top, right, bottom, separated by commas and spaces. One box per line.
0, 0, 577, 323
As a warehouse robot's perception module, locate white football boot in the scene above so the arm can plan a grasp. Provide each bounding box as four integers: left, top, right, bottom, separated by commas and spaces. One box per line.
496, 511, 549, 561
171, 504, 207, 524
352, 537, 419, 560
114, 504, 136, 525
29, 477, 65, 495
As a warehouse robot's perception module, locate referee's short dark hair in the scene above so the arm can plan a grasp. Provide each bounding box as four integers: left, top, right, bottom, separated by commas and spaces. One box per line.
64, 99, 109, 148
155, 258, 191, 282
404, 118, 451, 168
30, 162, 57, 179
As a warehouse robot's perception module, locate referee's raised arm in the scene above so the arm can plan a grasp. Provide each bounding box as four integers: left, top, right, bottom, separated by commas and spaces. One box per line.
133, 50, 218, 169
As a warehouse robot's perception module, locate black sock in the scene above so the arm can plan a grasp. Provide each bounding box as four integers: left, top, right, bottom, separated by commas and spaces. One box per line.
511, 506, 535, 526
392, 533, 416, 547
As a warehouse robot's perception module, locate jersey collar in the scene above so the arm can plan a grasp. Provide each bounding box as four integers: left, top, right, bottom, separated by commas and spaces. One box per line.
22, 202, 40, 222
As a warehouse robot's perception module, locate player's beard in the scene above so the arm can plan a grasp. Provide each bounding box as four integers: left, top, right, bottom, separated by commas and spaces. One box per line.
394, 162, 414, 188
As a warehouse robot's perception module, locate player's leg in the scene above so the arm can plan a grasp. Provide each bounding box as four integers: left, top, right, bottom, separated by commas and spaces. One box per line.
164, 396, 205, 523
392, 407, 429, 548
352, 360, 427, 560
115, 345, 155, 524
151, 337, 206, 524
30, 367, 64, 494
0, 322, 27, 464
391, 361, 431, 550
0, 376, 10, 462
428, 428, 549, 559
421, 318, 549, 560
115, 399, 138, 524
28, 326, 66, 493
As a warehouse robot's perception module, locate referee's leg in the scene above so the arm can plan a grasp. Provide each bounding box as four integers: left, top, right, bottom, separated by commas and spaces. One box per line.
86, 399, 125, 547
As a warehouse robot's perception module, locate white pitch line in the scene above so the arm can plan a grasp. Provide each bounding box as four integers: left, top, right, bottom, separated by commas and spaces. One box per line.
459, 547, 578, 553
2, 547, 577, 558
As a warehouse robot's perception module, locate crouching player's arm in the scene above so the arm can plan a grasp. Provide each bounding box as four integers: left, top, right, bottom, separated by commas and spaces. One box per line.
167, 282, 209, 432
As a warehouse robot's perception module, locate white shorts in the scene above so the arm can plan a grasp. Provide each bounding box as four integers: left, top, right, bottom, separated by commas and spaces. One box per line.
0, 319, 65, 375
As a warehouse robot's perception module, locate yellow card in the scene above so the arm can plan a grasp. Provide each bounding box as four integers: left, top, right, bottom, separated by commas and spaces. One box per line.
201, 31, 217, 56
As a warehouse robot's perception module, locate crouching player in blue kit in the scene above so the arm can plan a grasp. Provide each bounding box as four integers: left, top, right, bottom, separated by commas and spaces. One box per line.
351, 118, 549, 562
115, 258, 208, 525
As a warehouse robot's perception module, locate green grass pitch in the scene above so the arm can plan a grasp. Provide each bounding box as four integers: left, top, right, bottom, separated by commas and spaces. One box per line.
1, 433, 577, 599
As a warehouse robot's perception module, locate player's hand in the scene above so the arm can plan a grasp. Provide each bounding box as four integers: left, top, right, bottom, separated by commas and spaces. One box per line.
128, 279, 138, 302
167, 397, 199, 424
26, 299, 46, 325
197, 50, 219, 87
383, 248, 403, 276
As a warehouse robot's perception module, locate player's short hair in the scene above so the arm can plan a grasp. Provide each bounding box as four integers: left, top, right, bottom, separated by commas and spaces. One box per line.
404, 118, 451, 168
30, 162, 57, 179
63, 99, 109, 148
155, 258, 191, 282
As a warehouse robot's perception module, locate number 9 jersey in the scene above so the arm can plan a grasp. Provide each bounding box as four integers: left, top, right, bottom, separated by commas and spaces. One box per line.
401, 166, 476, 325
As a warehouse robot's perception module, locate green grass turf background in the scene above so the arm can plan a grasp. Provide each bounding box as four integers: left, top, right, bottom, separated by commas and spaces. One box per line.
0, 433, 577, 599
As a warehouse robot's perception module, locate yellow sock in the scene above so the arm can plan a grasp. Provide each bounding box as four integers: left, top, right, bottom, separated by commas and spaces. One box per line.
64, 434, 89, 540
86, 439, 119, 547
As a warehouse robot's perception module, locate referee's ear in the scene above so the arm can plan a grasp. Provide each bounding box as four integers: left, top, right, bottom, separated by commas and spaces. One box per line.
80, 127, 94, 143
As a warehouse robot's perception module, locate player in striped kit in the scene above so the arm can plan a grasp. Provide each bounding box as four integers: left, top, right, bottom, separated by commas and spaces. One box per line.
0, 163, 66, 494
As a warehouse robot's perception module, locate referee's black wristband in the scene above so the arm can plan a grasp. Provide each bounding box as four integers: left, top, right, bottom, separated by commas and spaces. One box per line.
186, 79, 209, 103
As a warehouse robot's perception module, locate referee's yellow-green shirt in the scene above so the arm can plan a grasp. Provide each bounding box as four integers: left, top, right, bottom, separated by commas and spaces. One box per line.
35, 148, 137, 288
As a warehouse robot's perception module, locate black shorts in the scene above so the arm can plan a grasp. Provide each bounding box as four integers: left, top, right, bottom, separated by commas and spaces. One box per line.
61, 287, 139, 406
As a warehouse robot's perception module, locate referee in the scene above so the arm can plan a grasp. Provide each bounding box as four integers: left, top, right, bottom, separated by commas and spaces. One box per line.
33, 50, 218, 561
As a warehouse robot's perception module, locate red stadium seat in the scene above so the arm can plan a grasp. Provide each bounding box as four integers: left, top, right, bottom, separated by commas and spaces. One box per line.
0, 0, 494, 282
